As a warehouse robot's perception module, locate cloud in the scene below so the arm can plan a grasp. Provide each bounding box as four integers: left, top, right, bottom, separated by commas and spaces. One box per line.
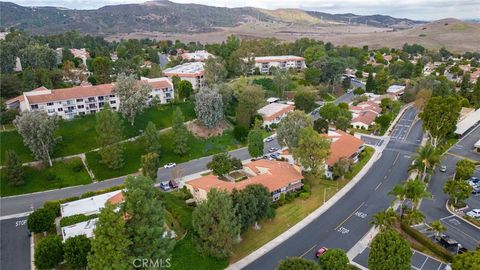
8, 0, 480, 20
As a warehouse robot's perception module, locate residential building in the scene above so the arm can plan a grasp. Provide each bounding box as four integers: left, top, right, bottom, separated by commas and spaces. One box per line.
471, 70, 480, 83
6, 77, 174, 119
252, 55, 306, 74
322, 130, 365, 178
62, 218, 98, 241
351, 111, 378, 129
386, 85, 405, 96
181, 50, 213, 61
257, 103, 295, 127
60, 190, 124, 218
349, 101, 382, 115
186, 159, 304, 202
163, 62, 205, 90
455, 108, 480, 136
70, 48, 89, 66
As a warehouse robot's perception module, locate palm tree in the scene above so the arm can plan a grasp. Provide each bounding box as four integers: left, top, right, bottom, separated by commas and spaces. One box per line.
370, 208, 397, 231
428, 220, 447, 239
404, 208, 425, 225
389, 184, 407, 218
405, 179, 432, 209
410, 144, 440, 182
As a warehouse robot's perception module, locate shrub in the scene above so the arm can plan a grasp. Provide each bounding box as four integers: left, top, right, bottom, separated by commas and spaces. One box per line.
43, 201, 61, 217
64, 235, 91, 269
233, 124, 249, 142
278, 193, 286, 206
302, 184, 311, 193
80, 185, 124, 199
34, 235, 64, 269
400, 221, 452, 262
72, 163, 84, 172
299, 192, 310, 200
46, 173, 56, 181
286, 192, 296, 202
27, 208, 56, 233
60, 214, 97, 227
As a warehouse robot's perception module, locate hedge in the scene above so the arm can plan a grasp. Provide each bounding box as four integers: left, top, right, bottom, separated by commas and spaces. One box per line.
60, 214, 97, 227
400, 221, 453, 262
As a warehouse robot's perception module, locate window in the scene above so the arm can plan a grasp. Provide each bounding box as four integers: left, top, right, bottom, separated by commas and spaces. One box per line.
76, 98, 83, 102
109, 95, 115, 98
77, 105, 84, 109
98, 96, 104, 101
112, 107, 117, 110
99, 102, 104, 107
57, 108, 63, 112
88, 97, 95, 102
31, 104, 39, 109
110, 100, 116, 104
47, 109, 55, 113
47, 102, 54, 106
79, 112, 85, 115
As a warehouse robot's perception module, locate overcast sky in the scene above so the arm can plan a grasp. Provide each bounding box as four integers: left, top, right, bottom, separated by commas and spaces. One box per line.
8, 0, 480, 20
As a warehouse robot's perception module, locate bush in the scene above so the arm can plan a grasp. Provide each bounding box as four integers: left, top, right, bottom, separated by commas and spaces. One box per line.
80, 185, 124, 199
60, 214, 97, 227
43, 201, 61, 217
299, 192, 310, 200
302, 184, 311, 193
233, 124, 249, 142
64, 235, 91, 269
286, 192, 296, 202
72, 163, 84, 172
27, 208, 56, 233
0, 109, 19, 125
34, 235, 64, 269
400, 221, 453, 262
46, 173, 56, 181
278, 193, 286, 206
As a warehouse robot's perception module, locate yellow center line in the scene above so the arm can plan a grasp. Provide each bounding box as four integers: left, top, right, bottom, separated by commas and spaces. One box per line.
335, 202, 365, 231
300, 244, 317, 258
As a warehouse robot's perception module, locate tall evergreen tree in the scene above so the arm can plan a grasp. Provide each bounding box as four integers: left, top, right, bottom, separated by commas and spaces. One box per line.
144, 121, 161, 155
247, 128, 264, 158
192, 188, 240, 258
172, 107, 190, 155
124, 175, 174, 261
64, 235, 91, 270
366, 72, 376, 93
141, 153, 159, 180
4, 150, 24, 186
96, 104, 124, 169
88, 204, 131, 270
34, 235, 64, 270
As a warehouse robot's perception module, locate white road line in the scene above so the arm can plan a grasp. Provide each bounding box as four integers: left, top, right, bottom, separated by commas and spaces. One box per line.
420, 257, 429, 270
439, 215, 455, 221
374, 182, 382, 191
300, 244, 317, 258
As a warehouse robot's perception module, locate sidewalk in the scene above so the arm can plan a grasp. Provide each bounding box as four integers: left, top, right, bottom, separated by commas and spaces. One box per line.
227, 144, 385, 270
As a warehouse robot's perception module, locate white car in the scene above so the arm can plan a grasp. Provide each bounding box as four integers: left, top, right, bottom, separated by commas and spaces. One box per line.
265, 137, 274, 142
466, 209, 480, 219
164, 163, 176, 168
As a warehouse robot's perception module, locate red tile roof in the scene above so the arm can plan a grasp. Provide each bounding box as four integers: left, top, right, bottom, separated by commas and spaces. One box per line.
188, 160, 303, 193
349, 101, 382, 114
106, 192, 124, 205
352, 111, 378, 126
323, 130, 364, 166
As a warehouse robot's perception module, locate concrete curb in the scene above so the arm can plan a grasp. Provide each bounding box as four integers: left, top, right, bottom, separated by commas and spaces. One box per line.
31, 233, 35, 270
445, 201, 480, 230
227, 146, 383, 270
0, 211, 32, 221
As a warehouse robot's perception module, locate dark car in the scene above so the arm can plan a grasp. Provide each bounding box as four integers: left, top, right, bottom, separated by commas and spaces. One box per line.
438, 234, 459, 249
270, 153, 280, 159
169, 179, 179, 189
315, 247, 328, 257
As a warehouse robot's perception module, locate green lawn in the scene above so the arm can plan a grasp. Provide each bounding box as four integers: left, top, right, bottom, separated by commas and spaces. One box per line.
86, 130, 243, 181
0, 102, 195, 164
0, 157, 92, 196
160, 192, 228, 270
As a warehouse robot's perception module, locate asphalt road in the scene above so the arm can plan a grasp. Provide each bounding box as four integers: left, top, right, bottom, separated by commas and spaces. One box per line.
0, 217, 31, 270
0, 140, 280, 217
420, 125, 480, 251
244, 107, 423, 270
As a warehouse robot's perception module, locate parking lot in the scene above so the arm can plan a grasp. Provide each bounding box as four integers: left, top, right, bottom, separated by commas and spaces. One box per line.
449, 125, 480, 162
353, 247, 448, 270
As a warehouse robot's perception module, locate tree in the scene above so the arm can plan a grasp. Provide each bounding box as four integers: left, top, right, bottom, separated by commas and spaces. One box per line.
62, 60, 76, 82
247, 128, 264, 158
428, 220, 446, 239
304, 44, 326, 66
141, 152, 159, 180
413, 88, 432, 111
276, 257, 316, 270
172, 107, 190, 155
14, 111, 59, 167
195, 87, 224, 128
375, 69, 390, 94
92, 56, 112, 84
192, 188, 240, 258
404, 208, 426, 225
368, 229, 412, 270
96, 104, 124, 169
34, 235, 64, 270
233, 124, 249, 142
335, 116, 351, 131
353, 87, 365, 95
370, 208, 397, 231
64, 235, 91, 269
245, 184, 271, 229
318, 248, 349, 270
444, 179, 473, 205
293, 127, 330, 175
204, 56, 227, 85
88, 204, 131, 270
333, 157, 353, 179
404, 179, 431, 209
455, 159, 475, 180
366, 72, 376, 93
235, 84, 265, 127
144, 121, 161, 155
273, 69, 291, 98
113, 73, 150, 125
27, 207, 55, 234
124, 175, 174, 261
319, 103, 340, 123
294, 90, 317, 113
207, 152, 233, 176
452, 249, 480, 270
314, 117, 329, 133
419, 96, 461, 147
277, 110, 313, 149
410, 144, 440, 182
177, 80, 193, 100
4, 150, 24, 186
232, 184, 271, 231
342, 77, 351, 90
388, 184, 408, 218
304, 67, 321, 85
20, 44, 56, 70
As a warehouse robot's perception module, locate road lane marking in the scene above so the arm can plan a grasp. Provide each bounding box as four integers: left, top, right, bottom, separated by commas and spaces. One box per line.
374, 182, 382, 191
420, 257, 428, 270
393, 153, 400, 165
439, 215, 454, 221
335, 202, 365, 230
300, 244, 317, 258
442, 221, 480, 242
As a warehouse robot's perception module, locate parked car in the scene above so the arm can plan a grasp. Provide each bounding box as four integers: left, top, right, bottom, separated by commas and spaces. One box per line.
160, 181, 171, 191
269, 147, 279, 153
440, 165, 447, 172
265, 136, 274, 142
169, 179, 179, 189
315, 247, 328, 257
438, 234, 459, 250
472, 186, 480, 194
270, 153, 280, 159
347, 89, 353, 93
466, 209, 480, 219
164, 163, 176, 168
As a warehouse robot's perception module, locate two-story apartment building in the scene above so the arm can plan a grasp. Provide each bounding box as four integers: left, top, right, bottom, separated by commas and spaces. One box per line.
252, 55, 307, 74
257, 103, 295, 127
6, 77, 174, 119
322, 129, 365, 178
163, 62, 205, 90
